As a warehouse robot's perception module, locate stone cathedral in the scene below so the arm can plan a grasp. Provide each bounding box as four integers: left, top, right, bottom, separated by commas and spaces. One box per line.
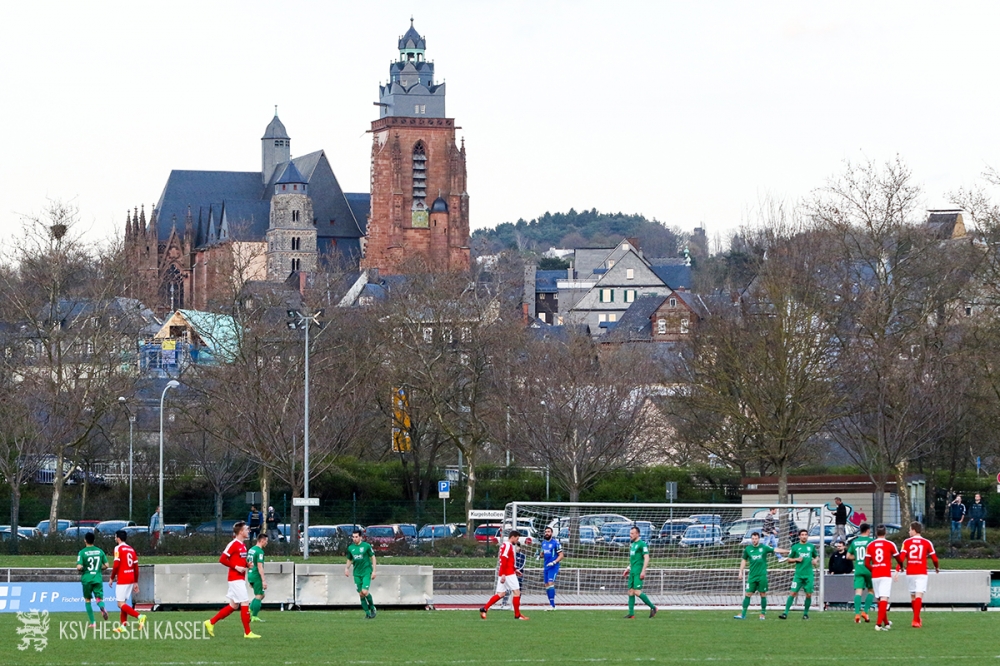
125, 21, 470, 313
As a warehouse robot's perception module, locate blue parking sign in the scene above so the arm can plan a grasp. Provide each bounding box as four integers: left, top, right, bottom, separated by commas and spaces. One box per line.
438, 480, 450, 498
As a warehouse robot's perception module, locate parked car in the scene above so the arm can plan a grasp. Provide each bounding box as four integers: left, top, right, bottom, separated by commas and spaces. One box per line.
95, 520, 136, 535
365, 525, 407, 551
807, 522, 858, 545
417, 524, 462, 543
474, 523, 502, 544
123, 526, 149, 540
608, 521, 655, 546
164, 523, 191, 537
579, 514, 630, 530
599, 522, 632, 543
299, 525, 350, 553
679, 524, 723, 548
398, 523, 417, 543
456, 523, 468, 537
688, 514, 722, 525
194, 520, 239, 536
36, 519, 75, 535
0, 529, 28, 542
15, 527, 40, 539
557, 525, 599, 544
652, 519, 696, 544
725, 519, 763, 544
506, 525, 536, 545
77, 519, 101, 528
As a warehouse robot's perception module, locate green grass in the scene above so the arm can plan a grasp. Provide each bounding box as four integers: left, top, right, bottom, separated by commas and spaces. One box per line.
1, 608, 996, 665
3, 553, 998, 570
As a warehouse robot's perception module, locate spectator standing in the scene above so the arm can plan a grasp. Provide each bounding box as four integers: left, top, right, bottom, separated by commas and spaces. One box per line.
833, 498, 848, 541
149, 506, 162, 549
247, 505, 263, 542
265, 506, 281, 542
827, 540, 853, 575
969, 493, 986, 541
762, 508, 784, 562
949, 494, 966, 543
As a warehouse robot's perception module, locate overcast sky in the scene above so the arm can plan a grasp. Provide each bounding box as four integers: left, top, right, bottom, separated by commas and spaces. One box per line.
2, 1, 999, 248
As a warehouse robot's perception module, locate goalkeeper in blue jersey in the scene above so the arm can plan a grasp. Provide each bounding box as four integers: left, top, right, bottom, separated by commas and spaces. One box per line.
538, 526, 564, 609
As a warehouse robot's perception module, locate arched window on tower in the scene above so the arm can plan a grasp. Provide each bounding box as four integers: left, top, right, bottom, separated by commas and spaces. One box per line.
411, 142, 428, 228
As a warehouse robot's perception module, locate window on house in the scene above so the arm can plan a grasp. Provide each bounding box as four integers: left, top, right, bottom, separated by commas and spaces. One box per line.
423, 327, 433, 343
292, 237, 300, 250
292, 210, 300, 222
556, 315, 564, 325
625, 289, 636, 303
598, 314, 608, 323
608, 313, 617, 322
680, 319, 690, 334
669, 297, 677, 308
657, 318, 667, 335
607, 260, 615, 269
966, 306, 973, 316
539, 312, 547, 323
600, 288, 614, 303
539, 293, 546, 300
626, 268, 634, 280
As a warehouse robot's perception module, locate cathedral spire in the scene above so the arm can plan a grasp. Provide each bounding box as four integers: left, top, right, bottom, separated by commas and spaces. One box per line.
125, 209, 132, 239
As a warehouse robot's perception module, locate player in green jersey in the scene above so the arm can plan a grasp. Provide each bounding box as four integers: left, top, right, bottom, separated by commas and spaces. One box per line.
735, 531, 789, 620
846, 523, 875, 623
779, 529, 818, 620
247, 533, 268, 622
76, 532, 109, 628
345, 530, 378, 619
621, 525, 657, 619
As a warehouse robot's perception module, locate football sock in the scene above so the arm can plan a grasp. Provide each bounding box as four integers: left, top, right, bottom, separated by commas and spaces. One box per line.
547, 587, 556, 607
804, 596, 812, 614
85, 601, 95, 623
784, 596, 794, 614
628, 596, 635, 615
121, 604, 140, 619
484, 594, 502, 610
741, 596, 750, 617
638, 593, 654, 609
97, 600, 106, 612
367, 592, 375, 610
853, 594, 861, 614
913, 597, 922, 622
864, 593, 874, 614
210, 605, 234, 625
240, 605, 250, 634
250, 598, 261, 617
513, 596, 521, 617
878, 600, 887, 625
120, 609, 127, 624
760, 597, 766, 613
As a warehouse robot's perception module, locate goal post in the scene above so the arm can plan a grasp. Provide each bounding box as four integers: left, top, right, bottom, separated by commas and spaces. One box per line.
504, 502, 827, 609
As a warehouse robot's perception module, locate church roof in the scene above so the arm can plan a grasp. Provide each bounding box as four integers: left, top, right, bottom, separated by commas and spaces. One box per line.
399, 20, 426, 50
156, 170, 263, 240
262, 114, 289, 140
431, 196, 448, 213
275, 161, 307, 185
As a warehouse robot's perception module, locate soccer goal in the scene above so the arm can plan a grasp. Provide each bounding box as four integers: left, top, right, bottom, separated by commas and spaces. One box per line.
504, 502, 827, 609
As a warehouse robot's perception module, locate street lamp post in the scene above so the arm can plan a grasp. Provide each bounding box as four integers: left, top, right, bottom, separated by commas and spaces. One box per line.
288, 309, 323, 560
159, 380, 181, 542
118, 397, 135, 523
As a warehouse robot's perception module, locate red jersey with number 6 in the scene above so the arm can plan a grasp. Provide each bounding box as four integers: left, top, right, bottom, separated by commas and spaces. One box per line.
864, 538, 899, 578
221, 538, 248, 582
497, 542, 516, 576
901, 535, 937, 575
113, 543, 138, 585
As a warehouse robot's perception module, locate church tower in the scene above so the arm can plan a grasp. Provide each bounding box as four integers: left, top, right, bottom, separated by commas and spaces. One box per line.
262, 111, 291, 185
361, 20, 470, 276
266, 162, 317, 280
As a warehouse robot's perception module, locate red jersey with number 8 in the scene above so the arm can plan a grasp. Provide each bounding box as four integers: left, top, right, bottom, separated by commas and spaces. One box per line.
113, 543, 138, 585
901, 535, 936, 575
864, 538, 899, 578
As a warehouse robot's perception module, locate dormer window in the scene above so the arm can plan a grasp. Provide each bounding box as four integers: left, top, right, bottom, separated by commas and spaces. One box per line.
669, 298, 677, 308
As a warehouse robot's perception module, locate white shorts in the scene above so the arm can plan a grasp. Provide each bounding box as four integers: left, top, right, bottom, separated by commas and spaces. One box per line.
873, 577, 893, 599
226, 580, 250, 604
907, 574, 928, 594
495, 575, 520, 594
115, 583, 133, 604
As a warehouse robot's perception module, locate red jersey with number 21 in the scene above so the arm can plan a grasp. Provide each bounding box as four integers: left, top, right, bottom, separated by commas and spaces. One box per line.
865, 538, 899, 578
113, 543, 138, 585
497, 542, 516, 576
901, 535, 936, 575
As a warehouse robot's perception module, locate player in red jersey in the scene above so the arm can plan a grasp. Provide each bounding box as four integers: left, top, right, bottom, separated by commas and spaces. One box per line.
110, 530, 146, 633
863, 524, 903, 631
479, 530, 528, 620
900, 521, 939, 628
204, 521, 259, 639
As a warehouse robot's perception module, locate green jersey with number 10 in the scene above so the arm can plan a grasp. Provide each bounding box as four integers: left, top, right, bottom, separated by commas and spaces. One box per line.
849, 536, 873, 574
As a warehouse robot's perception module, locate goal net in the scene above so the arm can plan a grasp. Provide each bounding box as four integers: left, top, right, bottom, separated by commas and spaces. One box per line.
503, 502, 827, 609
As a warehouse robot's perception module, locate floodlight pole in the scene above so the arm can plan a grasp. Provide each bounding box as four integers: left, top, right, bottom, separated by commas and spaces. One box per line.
289, 310, 323, 560
159, 380, 181, 542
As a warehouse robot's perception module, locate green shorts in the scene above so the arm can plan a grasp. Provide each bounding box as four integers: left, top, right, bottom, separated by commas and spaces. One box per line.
745, 576, 768, 594
853, 573, 873, 591
789, 575, 813, 594
627, 571, 644, 591
354, 573, 371, 593
249, 577, 265, 596
81, 580, 103, 600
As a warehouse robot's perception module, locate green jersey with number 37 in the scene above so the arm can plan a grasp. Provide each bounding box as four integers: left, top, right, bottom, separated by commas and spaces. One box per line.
77, 545, 108, 585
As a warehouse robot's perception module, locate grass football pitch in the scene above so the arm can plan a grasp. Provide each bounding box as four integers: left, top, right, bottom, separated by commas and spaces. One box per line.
1, 608, 995, 665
